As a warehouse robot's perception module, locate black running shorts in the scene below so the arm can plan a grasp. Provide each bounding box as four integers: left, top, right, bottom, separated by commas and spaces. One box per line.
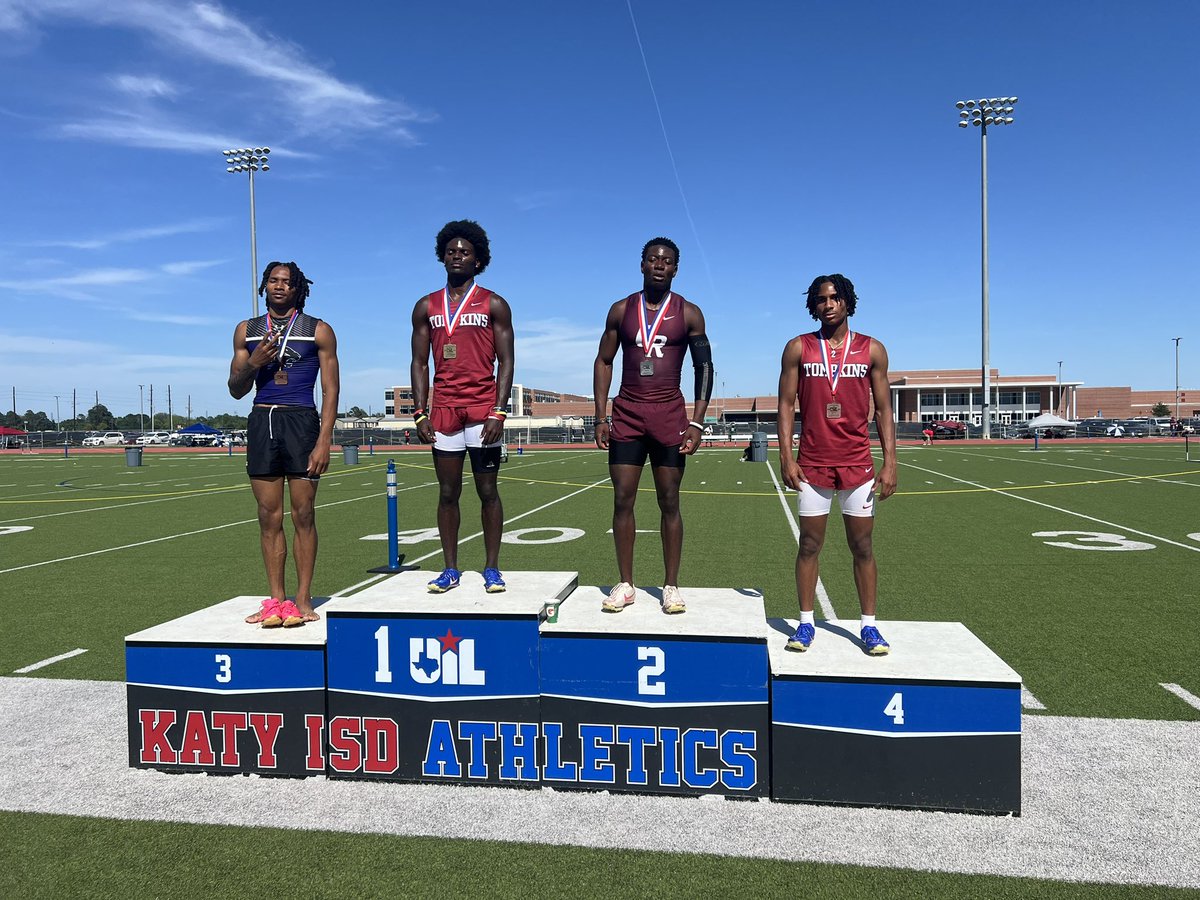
247, 406, 321, 479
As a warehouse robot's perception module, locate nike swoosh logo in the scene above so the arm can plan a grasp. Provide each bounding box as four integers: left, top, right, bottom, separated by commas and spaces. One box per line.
663, 316, 675, 320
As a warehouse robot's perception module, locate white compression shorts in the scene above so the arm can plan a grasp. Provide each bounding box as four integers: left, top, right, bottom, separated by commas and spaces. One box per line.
433, 421, 502, 453
796, 478, 876, 518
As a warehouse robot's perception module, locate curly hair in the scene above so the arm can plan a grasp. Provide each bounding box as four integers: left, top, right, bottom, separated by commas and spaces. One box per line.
641, 236, 679, 265
257, 261, 312, 310
805, 273, 858, 321
436, 220, 491, 273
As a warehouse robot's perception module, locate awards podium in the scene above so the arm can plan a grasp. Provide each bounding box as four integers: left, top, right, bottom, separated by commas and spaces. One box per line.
125, 580, 1025, 814
323, 570, 576, 785
126, 596, 327, 776
539, 586, 769, 798
768, 619, 1022, 814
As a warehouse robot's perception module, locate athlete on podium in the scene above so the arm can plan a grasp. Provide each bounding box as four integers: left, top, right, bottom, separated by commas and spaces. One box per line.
410, 220, 515, 594
593, 237, 714, 615
229, 261, 340, 628
776, 274, 896, 654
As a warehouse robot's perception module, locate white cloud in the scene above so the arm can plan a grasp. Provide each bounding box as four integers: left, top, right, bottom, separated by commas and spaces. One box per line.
22, 218, 226, 250
513, 319, 600, 394
159, 259, 224, 276
111, 73, 177, 99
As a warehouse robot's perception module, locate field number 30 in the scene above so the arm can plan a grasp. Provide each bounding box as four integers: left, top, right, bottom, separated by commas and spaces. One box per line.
1032, 531, 1155, 551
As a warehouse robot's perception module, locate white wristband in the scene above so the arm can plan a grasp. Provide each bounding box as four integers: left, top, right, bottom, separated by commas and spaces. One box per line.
687, 421, 703, 431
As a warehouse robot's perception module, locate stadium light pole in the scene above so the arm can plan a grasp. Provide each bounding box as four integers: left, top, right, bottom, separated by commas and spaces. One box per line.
1174, 337, 1182, 420
1057, 360, 1063, 416
138, 384, 144, 434
956, 96, 1018, 439
222, 147, 271, 318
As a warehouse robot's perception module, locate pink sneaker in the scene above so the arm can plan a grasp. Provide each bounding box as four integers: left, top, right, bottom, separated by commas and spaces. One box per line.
247, 598, 283, 628
279, 600, 306, 628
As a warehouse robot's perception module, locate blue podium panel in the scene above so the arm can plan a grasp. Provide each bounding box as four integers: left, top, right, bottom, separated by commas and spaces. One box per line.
125, 596, 327, 777
324, 570, 576, 785
540, 587, 769, 798
768, 619, 1022, 814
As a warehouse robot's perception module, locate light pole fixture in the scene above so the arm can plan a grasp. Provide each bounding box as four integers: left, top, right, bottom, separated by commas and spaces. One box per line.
139, 384, 144, 434
1057, 360, 1063, 416
222, 146, 272, 318
1174, 337, 1182, 420
955, 96, 1018, 439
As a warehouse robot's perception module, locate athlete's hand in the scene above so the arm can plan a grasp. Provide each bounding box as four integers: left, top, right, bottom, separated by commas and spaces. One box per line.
249, 329, 278, 369
780, 455, 806, 491
416, 419, 435, 445
594, 421, 610, 450
875, 463, 897, 500
679, 424, 702, 455
306, 440, 331, 477
481, 416, 504, 446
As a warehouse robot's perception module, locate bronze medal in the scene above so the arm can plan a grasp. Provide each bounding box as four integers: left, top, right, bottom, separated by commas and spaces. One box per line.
640, 359, 655, 376
274, 370, 288, 385
443, 343, 457, 360
825, 402, 842, 419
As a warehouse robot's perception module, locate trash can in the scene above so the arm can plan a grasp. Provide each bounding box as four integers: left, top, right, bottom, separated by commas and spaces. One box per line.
124, 446, 143, 467
750, 431, 768, 463
342, 444, 360, 465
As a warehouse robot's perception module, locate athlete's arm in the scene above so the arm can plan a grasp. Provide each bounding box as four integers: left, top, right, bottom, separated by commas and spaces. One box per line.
777, 337, 805, 490
592, 300, 623, 450
308, 321, 340, 477
228, 319, 278, 399
869, 337, 897, 500
409, 298, 434, 444
680, 302, 711, 455
482, 294, 515, 446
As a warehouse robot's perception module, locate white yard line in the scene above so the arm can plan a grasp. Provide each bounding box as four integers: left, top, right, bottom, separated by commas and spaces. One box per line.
765, 460, 835, 619
899, 460, 1200, 554
943, 449, 1200, 487
1160, 682, 1200, 712
1021, 687, 1047, 710
0, 484, 435, 576
13, 648, 87, 673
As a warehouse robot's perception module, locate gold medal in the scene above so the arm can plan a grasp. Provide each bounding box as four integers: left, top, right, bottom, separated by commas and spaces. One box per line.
825, 402, 841, 419
274, 370, 288, 385
640, 359, 655, 376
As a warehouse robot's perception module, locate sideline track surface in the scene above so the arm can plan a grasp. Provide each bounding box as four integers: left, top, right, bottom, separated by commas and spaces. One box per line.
0, 678, 1195, 889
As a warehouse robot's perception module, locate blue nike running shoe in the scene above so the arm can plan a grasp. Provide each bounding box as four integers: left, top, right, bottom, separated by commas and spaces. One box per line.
861, 625, 890, 656
786, 622, 815, 652
427, 568, 461, 593
483, 567, 506, 593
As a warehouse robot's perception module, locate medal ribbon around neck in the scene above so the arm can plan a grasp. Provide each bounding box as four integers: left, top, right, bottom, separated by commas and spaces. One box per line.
637, 292, 672, 358
265, 310, 299, 365
818, 329, 852, 395
442, 283, 479, 339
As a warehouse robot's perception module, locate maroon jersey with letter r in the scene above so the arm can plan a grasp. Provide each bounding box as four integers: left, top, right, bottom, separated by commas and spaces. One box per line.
617, 291, 691, 403
796, 330, 874, 467
426, 284, 497, 408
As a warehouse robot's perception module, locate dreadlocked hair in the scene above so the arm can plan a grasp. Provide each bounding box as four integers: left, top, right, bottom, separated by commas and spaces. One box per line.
435, 220, 491, 273
257, 261, 313, 310
805, 273, 858, 321
641, 236, 680, 265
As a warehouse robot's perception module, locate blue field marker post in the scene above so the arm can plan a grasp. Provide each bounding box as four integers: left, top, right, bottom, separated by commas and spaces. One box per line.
368, 458, 415, 573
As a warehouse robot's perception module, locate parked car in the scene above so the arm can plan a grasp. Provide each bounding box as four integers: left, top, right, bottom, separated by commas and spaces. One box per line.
217, 430, 247, 447
82, 431, 126, 447
136, 431, 172, 446
930, 420, 967, 440
169, 433, 217, 447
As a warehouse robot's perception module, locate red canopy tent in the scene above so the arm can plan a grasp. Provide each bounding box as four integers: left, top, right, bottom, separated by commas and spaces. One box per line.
0, 426, 27, 435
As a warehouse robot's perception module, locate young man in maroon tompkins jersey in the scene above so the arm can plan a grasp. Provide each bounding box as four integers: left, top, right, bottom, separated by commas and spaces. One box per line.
776, 274, 896, 654
410, 220, 515, 594
229, 261, 340, 628
594, 237, 714, 614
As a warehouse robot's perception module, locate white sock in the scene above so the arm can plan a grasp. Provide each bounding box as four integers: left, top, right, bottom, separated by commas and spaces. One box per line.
861, 614, 876, 629
800, 610, 815, 625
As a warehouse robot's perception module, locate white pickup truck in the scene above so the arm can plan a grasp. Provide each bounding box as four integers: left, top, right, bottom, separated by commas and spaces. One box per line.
83, 431, 126, 447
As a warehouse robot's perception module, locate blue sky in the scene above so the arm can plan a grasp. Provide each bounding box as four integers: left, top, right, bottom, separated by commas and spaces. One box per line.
0, 0, 1196, 421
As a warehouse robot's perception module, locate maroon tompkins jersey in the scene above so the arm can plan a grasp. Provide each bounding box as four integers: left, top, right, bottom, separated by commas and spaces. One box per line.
616, 291, 690, 403
426, 284, 497, 408
796, 330, 875, 467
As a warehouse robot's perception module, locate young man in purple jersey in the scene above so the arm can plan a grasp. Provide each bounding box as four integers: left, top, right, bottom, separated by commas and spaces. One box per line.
593, 237, 714, 614
228, 261, 340, 628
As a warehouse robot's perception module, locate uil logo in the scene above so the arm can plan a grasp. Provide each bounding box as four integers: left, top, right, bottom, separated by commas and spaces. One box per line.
409, 629, 486, 685
635, 332, 668, 358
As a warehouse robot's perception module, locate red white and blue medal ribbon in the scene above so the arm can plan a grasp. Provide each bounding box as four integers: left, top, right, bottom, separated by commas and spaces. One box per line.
442, 283, 478, 338
265, 310, 299, 364
638, 292, 672, 357
818, 330, 851, 395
